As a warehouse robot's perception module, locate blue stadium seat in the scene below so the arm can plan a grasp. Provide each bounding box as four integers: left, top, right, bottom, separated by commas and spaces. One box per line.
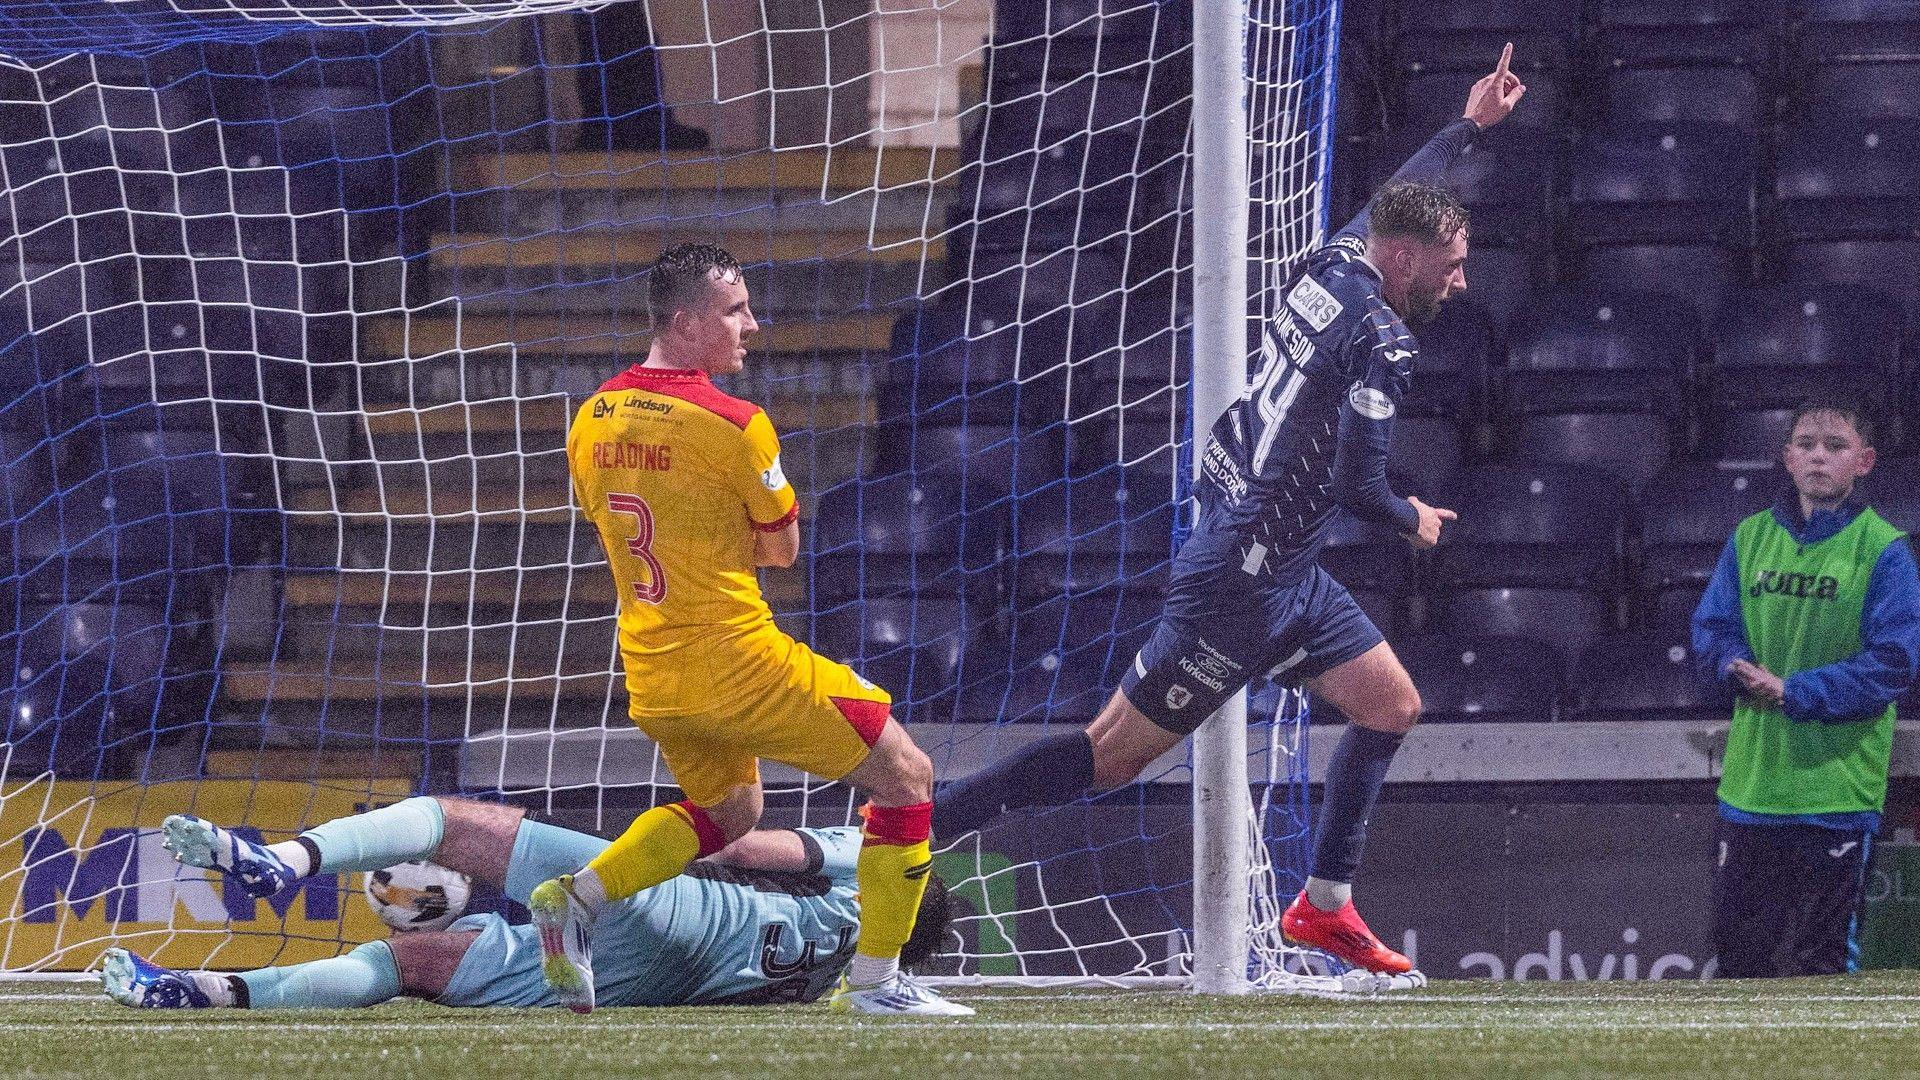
1402, 68, 1566, 134
1873, 485, 1920, 534
1593, 0, 1768, 67
1399, 633, 1564, 723
1503, 412, 1677, 491
1602, 65, 1761, 127
1638, 461, 1781, 589
882, 294, 1068, 428
1402, 296, 1492, 421
1371, 129, 1559, 239
1503, 287, 1697, 414
1707, 283, 1900, 408
1430, 587, 1619, 658
1566, 125, 1754, 246
1775, 119, 1920, 242
1390, 0, 1580, 77
1796, 13, 1920, 119
1387, 414, 1468, 496
1714, 406, 1799, 466
813, 596, 971, 718
1565, 633, 1729, 722
1431, 463, 1630, 590
2, 601, 169, 776
1320, 511, 1412, 639
1560, 243, 1744, 322
809, 474, 1000, 603
1781, 240, 1920, 318
1460, 240, 1539, 327
1650, 582, 1710, 638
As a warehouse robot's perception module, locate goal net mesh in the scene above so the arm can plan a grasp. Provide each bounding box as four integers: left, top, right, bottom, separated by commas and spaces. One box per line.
0, 0, 1341, 984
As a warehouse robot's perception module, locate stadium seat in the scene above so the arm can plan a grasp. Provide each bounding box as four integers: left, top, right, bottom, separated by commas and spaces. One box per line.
1371, 129, 1559, 239
2, 601, 169, 776
1774, 119, 1920, 242
870, 420, 1072, 510
1430, 463, 1630, 590
1649, 581, 1710, 638
1387, 415, 1467, 496
1706, 283, 1901, 408
1502, 287, 1697, 415
1565, 633, 1729, 722
1398, 632, 1564, 723
1601, 65, 1761, 128
881, 294, 1069, 428
1560, 243, 1744, 322
1320, 512, 1412, 639
1430, 587, 1618, 658
1401, 296, 1492, 422
1873, 486, 1920, 534
1565, 125, 1754, 247
1459, 240, 1539, 327
1796, 12, 1920, 120
1713, 406, 1798, 467
1780, 239, 1920, 319
1502, 412, 1676, 491
813, 596, 971, 719
1390, 0, 1579, 83
1637, 461, 1782, 592
1593, 0, 1768, 68
809, 474, 1000, 604
1402, 68, 1566, 135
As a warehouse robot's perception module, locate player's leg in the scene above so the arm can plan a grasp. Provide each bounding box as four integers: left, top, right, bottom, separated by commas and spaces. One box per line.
1269, 570, 1416, 973
102, 940, 406, 1010
161, 796, 523, 898
529, 734, 757, 1012
1784, 827, 1872, 976
934, 572, 1248, 839
1711, 818, 1794, 977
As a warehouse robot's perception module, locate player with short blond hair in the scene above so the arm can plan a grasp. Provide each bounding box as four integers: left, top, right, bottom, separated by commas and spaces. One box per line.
529, 243, 967, 1016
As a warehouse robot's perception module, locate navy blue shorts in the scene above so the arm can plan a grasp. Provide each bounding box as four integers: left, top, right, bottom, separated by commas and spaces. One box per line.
1118, 533, 1383, 736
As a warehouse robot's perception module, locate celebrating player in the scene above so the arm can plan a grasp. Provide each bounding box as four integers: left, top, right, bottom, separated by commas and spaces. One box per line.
530, 244, 966, 1015
932, 48, 1528, 974
102, 801, 954, 1010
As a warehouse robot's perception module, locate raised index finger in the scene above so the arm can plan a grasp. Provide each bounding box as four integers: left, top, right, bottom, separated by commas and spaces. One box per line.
1495, 41, 1512, 79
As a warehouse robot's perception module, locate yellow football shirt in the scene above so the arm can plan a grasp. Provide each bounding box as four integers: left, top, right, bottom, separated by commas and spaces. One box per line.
567, 365, 799, 715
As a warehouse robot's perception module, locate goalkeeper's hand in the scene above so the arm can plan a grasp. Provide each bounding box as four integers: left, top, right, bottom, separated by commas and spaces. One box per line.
1463, 42, 1527, 129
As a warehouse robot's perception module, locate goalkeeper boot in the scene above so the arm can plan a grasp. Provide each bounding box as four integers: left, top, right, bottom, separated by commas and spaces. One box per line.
1281, 890, 1413, 975
101, 948, 212, 1009
529, 875, 596, 1014
830, 972, 974, 1017
161, 814, 299, 899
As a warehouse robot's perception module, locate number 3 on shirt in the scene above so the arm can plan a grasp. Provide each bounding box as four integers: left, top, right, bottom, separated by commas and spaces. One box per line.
606, 492, 666, 604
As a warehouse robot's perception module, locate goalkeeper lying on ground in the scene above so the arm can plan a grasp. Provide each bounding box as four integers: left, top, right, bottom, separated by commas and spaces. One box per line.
101, 797, 951, 1010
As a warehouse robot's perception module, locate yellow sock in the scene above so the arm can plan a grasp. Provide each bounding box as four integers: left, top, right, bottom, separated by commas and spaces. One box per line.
582, 800, 718, 902
853, 802, 934, 961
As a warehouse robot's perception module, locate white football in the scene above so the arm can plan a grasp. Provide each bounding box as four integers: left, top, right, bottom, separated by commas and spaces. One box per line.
363, 860, 472, 932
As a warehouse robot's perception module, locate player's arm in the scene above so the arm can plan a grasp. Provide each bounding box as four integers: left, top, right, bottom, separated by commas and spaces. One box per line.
732, 410, 800, 566
707, 829, 813, 872
707, 826, 857, 874
753, 516, 800, 568
1331, 44, 1523, 243
1328, 327, 1449, 546
1777, 540, 1920, 723
1690, 536, 1757, 693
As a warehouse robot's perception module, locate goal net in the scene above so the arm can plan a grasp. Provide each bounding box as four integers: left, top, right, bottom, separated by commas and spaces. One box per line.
0, 0, 1345, 986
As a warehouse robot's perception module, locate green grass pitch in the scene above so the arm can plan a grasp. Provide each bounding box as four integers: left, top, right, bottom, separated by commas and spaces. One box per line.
9, 973, 1920, 1079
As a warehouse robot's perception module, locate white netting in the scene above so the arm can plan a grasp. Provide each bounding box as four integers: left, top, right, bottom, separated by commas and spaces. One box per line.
0, 0, 1344, 986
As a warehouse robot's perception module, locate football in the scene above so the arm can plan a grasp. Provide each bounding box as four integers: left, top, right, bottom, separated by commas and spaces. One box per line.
362, 861, 472, 932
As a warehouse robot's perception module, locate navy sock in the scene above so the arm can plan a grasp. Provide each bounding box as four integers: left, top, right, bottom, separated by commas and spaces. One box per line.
1308, 725, 1404, 883
932, 730, 1095, 838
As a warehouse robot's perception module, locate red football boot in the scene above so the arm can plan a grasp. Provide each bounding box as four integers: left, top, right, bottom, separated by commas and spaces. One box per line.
1281, 890, 1413, 974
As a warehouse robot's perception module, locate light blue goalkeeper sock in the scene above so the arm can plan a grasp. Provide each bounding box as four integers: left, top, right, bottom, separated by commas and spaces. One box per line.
234, 941, 401, 1009
301, 796, 445, 874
